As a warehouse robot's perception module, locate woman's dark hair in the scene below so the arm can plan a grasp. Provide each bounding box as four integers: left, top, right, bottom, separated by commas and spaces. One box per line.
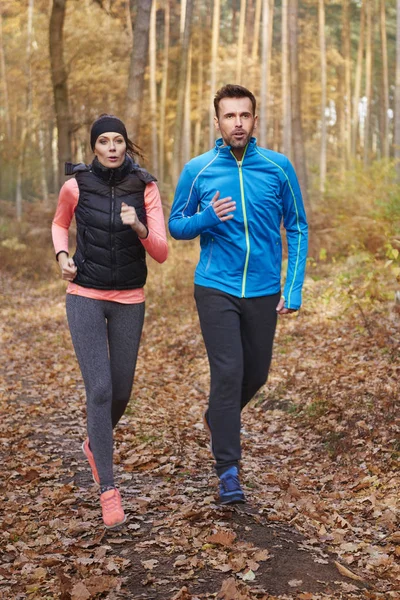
91, 113, 145, 162
213, 85, 257, 118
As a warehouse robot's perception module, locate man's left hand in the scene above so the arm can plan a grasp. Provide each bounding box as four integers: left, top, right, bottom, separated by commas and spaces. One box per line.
276, 297, 297, 315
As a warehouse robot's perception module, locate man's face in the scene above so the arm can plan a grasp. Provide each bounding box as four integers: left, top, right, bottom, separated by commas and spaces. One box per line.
214, 97, 257, 153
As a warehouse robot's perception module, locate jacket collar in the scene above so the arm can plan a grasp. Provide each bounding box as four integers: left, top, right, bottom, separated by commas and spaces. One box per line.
214, 136, 257, 157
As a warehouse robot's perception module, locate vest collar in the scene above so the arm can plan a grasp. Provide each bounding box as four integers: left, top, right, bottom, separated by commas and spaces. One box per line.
91, 154, 134, 183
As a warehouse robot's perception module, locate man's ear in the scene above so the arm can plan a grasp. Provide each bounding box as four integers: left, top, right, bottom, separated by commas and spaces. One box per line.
214, 116, 220, 131
253, 115, 258, 130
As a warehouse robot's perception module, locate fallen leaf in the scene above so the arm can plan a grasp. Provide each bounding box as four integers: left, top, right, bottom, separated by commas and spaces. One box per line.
334, 560, 364, 581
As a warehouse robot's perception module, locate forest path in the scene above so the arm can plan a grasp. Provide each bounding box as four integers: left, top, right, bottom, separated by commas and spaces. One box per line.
1, 271, 398, 599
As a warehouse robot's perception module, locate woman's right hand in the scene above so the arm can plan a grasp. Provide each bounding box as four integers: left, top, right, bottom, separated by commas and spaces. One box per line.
58, 253, 77, 281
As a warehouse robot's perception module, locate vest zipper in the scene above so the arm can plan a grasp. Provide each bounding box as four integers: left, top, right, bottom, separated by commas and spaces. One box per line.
111, 186, 116, 287
230, 147, 250, 298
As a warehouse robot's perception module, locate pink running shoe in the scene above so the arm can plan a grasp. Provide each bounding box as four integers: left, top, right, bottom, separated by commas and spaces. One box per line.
82, 438, 100, 485
100, 488, 126, 529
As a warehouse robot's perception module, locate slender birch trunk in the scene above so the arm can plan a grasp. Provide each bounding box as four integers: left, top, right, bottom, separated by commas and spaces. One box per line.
236, 0, 247, 84
259, 0, 270, 147
183, 42, 192, 165
318, 0, 327, 194
159, 1, 170, 186
352, 0, 365, 156
363, 0, 372, 167
289, 0, 309, 210
380, 0, 389, 159
395, 0, 400, 179
209, 0, 220, 149
149, 0, 158, 175
16, 0, 34, 221
0, 9, 11, 139
282, 0, 291, 157
251, 0, 262, 93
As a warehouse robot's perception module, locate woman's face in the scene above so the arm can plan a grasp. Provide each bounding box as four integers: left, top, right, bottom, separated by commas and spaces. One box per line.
94, 132, 126, 168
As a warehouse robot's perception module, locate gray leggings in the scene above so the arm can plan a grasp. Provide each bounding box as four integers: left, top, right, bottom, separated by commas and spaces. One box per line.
66, 295, 145, 488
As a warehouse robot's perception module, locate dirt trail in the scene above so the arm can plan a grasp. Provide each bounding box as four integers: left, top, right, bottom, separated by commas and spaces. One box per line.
1, 272, 398, 599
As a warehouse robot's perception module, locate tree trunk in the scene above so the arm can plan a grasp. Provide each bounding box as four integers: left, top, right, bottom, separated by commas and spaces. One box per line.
49, 0, 72, 190
363, 0, 372, 168
209, 0, 220, 149
281, 0, 291, 157
288, 0, 310, 211
259, 0, 270, 147
380, 0, 389, 159
236, 0, 247, 84
352, 0, 365, 157
251, 0, 262, 93
318, 0, 327, 194
395, 0, 400, 179
182, 42, 192, 165
172, 0, 194, 185
126, 0, 152, 140
194, 26, 204, 157
342, 0, 351, 167
16, 0, 34, 221
159, 1, 170, 187
149, 0, 158, 175
38, 129, 49, 205
0, 9, 11, 139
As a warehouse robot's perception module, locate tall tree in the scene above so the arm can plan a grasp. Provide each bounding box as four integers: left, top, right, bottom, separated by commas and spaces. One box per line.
49, 0, 72, 190
236, 0, 247, 83
363, 0, 373, 167
0, 8, 11, 139
288, 0, 309, 209
159, 0, 170, 186
126, 0, 152, 140
282, 0, 291, 156
318, 0, 327, 194
379, 0, 389, 159
172, 0, 194, 185
259, 0, 270, 147
352, 0, 366, 156
149, 0, 158, 174
209, 0, 220, 149
341, 0, 351, 167
251, 0, 262, 93
395, 0, 400, 179
16, 0, 35, 221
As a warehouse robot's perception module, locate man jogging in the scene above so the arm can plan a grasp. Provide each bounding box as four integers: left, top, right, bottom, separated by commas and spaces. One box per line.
169, 84, 308, 504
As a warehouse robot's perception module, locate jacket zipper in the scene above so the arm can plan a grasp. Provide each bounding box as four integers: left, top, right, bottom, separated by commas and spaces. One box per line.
111, 186, 116, 287
231, 148, 250, 298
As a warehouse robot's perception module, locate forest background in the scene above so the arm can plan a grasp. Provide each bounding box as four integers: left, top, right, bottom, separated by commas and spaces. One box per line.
1, 1, 400, 598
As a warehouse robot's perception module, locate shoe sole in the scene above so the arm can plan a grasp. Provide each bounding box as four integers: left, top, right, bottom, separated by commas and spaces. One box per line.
81, 441, 100, 485
104, 514, 127, 529
220, 496, 246, 505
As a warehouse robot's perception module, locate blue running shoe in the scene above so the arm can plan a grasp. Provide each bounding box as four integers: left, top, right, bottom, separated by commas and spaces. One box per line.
219, 466, 245, 504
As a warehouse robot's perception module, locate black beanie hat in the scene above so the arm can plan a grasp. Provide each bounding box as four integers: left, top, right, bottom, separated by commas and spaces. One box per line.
90, 115, 128, 151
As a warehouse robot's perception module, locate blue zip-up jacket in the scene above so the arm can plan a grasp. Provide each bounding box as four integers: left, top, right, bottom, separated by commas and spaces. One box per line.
169, 137, 308, 309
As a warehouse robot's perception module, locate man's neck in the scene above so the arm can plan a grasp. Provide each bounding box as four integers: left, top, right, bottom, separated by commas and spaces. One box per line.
231, 147, 245, 161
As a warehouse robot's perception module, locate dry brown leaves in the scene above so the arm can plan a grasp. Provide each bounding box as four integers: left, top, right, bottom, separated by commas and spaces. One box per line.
0, 249, 399, 599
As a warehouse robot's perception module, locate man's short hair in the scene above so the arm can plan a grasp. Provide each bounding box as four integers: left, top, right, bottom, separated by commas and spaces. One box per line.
214, 84, 257, 118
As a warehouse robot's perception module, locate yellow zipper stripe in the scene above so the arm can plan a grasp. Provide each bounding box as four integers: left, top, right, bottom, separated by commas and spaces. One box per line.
231, 145, 250, 298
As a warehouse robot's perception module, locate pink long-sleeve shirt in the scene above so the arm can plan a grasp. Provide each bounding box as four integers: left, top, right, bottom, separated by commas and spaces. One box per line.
52, 178, 168, 304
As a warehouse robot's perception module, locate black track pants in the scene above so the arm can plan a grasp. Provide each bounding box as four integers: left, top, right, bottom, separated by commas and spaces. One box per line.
66, 295, 145, 488
194, 285, 279, 476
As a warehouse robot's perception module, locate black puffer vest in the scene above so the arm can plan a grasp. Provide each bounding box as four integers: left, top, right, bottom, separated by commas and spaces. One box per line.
65, 155, 156, 290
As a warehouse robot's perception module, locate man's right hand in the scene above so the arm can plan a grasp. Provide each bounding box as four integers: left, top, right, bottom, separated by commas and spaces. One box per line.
58, 253, 77, 282
211, 191, 236, 222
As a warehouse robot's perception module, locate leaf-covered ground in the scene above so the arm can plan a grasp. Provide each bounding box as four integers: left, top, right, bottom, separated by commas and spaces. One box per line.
1, 244, 399, 600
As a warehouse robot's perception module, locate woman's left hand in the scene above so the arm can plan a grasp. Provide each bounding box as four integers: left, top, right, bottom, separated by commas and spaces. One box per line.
120, 202, 148, 239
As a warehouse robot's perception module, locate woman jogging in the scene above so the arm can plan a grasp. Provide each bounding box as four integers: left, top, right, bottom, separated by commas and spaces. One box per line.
52, 114, 168, 528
